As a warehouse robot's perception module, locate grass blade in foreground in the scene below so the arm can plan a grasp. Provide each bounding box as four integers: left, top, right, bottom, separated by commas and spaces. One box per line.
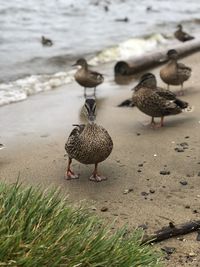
0, 182, 163, 266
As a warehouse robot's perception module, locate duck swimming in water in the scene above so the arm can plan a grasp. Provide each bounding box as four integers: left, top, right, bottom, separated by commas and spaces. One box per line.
65, 98, 113, 182
41, 36, 53, 46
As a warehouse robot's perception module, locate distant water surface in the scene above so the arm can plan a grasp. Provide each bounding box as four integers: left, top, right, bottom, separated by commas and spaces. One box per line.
0, 0, 200, 105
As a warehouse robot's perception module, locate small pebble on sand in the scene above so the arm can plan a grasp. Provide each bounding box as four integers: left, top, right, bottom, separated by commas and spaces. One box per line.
101, 207, 108, 212
175, 148, 184, 152
141, 191, 149, 196
180, 181, 188, 186
149, 189, 155, 194
160, 170, 170, 175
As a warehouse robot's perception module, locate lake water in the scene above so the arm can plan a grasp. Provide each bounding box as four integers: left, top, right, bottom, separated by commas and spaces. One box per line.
0, 0, 200, 105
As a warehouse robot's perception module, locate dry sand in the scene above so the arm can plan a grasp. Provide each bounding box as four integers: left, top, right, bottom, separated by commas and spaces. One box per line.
1, 53, 200, 266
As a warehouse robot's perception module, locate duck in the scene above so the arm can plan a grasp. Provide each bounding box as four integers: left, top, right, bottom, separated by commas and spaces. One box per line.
65, 98, 113, 182
160, 49, 191, 94
41, 36, 53, 46
132, 73, 189, 127
174, 24, 194, 42
72, 58, 104, 96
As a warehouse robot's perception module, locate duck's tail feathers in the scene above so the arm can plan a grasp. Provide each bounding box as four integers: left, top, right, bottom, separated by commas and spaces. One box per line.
182, 105, 194, 113
174, 99, 188, 109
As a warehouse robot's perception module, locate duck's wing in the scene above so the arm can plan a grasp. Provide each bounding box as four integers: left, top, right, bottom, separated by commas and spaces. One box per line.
155, 87, 176, 100
156, 87, 188, 109
69, 124, 85, 137
65, 124, 85, 149
177, 62, 191, 71
147, 90, 182, 115
89, 70, 104, 82
182, 31, 194, 41
177, 63, 192, 79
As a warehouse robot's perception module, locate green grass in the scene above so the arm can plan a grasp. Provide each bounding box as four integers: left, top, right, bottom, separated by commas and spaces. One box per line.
0, 182, 163, 267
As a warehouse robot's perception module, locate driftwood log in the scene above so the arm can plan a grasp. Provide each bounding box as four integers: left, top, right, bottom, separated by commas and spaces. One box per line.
141, 220, 200, 244
114, 39, 200, 75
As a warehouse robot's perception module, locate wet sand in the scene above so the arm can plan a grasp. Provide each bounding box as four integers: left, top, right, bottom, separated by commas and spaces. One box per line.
1, 53, 200, 266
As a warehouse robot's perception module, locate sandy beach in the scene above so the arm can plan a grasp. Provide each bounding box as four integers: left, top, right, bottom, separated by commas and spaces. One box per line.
1, 53, 200, 266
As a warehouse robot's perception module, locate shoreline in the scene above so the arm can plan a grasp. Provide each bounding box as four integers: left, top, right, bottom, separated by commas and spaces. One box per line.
1, 53, 200, 266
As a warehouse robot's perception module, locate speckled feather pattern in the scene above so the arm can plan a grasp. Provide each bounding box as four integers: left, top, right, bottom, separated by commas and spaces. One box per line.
160, 61, 191, 86
133, 87, 182, 118
65, 123, 113, 165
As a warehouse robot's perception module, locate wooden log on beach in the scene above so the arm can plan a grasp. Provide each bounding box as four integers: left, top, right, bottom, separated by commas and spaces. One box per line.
141, 220, 200, 244
114, 39, 200, 75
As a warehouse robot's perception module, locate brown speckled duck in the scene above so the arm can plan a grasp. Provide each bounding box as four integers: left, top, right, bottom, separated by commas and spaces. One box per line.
174, 24, 194, 42
160, 49, 191, 94
65, 98, 113, 182
132, 73, 189, 127
73, 58, 104, 96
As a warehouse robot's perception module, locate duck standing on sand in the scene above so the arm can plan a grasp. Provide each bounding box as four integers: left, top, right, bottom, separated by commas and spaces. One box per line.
132, 73, 189, 127
65, 98, 113, 182
174, 24, 194, 42
72, 58, 104, 96
41, 36, 53, 46
160, 49, 191, 94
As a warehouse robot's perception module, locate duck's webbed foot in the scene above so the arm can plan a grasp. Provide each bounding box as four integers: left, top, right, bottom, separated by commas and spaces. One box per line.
65, 157, 79, 180
89, 163, 107, 182
89, 174, 107, 182
65, 169, 79, 180
150, 117, 164, 128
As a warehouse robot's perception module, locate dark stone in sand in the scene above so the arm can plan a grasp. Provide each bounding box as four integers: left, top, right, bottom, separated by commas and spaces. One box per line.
175, 147, 184, 152
118, 99, 134, 107
180, 142, 188, 147
180, 181, 188, 186
142, 193, 148, 197
136, 132, 141, 136
185, 205, 190, 209
160, 170, 170, 175
149, 189, 155, 194
101, 207, 108, 212
196, 231, 200, 241
137, 169, 142, 173
138, 163, 143, 167
185, 136, 190, 139
161, 246, 176, 255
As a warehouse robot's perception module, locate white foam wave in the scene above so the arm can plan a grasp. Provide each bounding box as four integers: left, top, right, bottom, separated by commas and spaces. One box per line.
89, 33, 168, 65
0, 33, 168, 107
0, 71, 74, 106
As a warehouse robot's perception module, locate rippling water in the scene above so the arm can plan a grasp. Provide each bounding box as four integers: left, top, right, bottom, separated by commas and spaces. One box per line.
0, 0, 200, 105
